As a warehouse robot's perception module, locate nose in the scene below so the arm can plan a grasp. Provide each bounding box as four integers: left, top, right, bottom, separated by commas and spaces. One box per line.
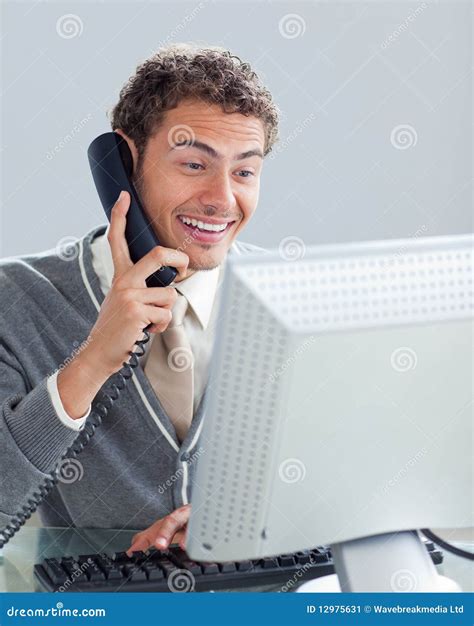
198, 170, 236, 213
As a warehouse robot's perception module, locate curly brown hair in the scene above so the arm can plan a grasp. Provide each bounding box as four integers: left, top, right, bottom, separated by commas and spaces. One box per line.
109, 43, 280, 160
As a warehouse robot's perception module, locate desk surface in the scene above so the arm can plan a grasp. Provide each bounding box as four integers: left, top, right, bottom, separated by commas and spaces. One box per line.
1, 527, 473, 592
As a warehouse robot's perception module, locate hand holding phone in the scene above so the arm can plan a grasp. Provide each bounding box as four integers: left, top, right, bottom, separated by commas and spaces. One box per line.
83, 191, 190, 378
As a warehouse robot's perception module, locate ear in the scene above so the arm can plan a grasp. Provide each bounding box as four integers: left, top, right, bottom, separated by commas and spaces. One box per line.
114, 129, 139, 174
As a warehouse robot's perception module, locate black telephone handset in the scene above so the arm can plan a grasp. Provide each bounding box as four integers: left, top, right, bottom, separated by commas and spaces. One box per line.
87, 131, 178, 288
0, 133, 170, 548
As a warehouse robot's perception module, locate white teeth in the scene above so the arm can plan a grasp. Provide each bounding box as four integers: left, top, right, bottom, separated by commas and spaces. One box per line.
179, 216, 228, 232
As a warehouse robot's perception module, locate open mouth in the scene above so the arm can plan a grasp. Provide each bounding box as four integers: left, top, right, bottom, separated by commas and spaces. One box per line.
176, 215, 236, 243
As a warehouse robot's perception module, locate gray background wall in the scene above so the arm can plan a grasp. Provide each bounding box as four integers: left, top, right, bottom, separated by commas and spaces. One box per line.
1, 0, 472, 258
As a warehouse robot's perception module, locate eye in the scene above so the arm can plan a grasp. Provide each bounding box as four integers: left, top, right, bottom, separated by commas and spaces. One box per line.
236, 170, 254, 178
184, 162, 204, 171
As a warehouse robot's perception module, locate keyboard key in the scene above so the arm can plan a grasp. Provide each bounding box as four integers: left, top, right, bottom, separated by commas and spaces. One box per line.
112, 551, 131, 563
236, 560, 252, 571
295, 552, 312, 565
44, 559, 67, 586
310, 549, 329, 563
105, 565, 123, 581
130, 550, 147, 563
157, 558, 177, 576
181, 560, 203, 575
201, 562, 219, 574
219, 562, 236, 573
61, 558, 88, 582
123, 564, 148, 581
279, 555, 296, 567
143, 564, 165, 580
261, 557, 279, 569
85, 560, 106, 581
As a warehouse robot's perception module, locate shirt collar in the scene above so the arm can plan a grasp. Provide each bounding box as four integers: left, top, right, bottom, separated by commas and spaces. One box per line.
91, 227, 223, 330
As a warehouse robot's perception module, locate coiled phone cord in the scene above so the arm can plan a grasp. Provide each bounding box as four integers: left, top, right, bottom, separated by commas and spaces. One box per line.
0, 328, 152, 549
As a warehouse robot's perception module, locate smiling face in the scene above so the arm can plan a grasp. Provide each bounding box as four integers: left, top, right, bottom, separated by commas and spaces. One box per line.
126, 99, 266, 277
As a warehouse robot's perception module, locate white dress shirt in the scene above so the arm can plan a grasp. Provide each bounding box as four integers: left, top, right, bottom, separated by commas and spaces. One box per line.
47, 226, 223, 431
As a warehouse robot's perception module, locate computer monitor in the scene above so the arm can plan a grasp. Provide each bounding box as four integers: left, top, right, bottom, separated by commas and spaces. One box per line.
186, 233, 473, 573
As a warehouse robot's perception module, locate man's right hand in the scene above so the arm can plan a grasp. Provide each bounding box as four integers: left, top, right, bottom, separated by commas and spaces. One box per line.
84, 190, 189, 378
56, 190, 189, 420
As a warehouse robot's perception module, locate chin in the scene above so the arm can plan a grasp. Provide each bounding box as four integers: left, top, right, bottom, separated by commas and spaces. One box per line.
186, 246, 225, 272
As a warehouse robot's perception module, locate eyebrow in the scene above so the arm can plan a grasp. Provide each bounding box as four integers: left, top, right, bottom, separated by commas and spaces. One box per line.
170, 139, 264, 161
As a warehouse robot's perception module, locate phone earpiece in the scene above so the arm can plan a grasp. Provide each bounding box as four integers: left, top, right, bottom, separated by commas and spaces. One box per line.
116, 136, 134, 178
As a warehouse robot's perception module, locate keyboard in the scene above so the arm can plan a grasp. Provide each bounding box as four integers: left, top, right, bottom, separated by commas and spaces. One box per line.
33, 540, 443, 592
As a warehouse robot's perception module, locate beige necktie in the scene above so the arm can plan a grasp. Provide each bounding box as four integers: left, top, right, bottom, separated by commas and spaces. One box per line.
144, 293, 195, 443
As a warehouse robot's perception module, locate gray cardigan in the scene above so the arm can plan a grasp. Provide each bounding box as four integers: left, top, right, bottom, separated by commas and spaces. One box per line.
0, 224, 266, 532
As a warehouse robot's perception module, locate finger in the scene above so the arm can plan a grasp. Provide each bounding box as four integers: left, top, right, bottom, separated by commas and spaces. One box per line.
143, 304, 173, 331
108, 190, 133, 278
154, 506, 190, 549
128, 286, 178, 308
128, 246, 189, 285
179, 526, 188, 551
169, 530, 185, 546
126, 534, 151, 556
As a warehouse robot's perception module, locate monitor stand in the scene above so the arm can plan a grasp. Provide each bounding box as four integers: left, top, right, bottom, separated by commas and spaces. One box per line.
298, 530, 461, 592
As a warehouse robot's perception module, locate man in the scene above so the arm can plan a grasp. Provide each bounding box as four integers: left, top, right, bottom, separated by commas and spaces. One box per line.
0, 44, 279, 553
